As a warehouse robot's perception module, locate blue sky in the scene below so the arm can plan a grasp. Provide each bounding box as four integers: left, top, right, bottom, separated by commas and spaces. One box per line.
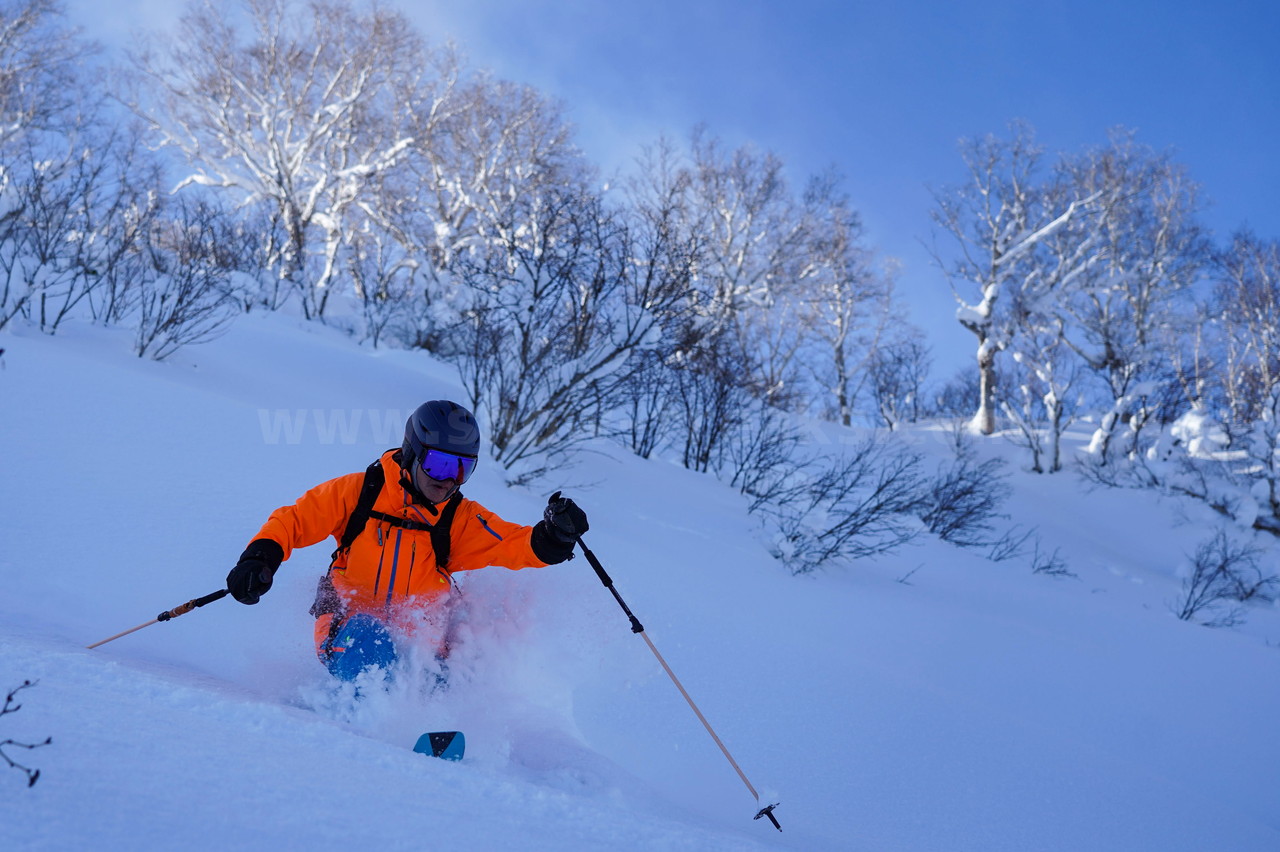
410, 0, 1280, 365
73, 0, 1279, 367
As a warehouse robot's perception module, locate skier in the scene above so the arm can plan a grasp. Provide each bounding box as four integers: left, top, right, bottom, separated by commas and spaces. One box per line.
225, 400, 588, 681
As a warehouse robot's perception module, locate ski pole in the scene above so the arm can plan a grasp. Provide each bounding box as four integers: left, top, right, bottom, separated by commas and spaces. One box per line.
86, 588, 229, 649
574, 535, 782, 832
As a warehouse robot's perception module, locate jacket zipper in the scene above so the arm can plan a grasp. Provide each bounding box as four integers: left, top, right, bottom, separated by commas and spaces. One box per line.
372, 531, 387, 597
406, 541, 416, 598
385, 528, 403, 608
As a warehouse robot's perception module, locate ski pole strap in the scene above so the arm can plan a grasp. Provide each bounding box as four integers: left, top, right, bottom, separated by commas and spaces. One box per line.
157, 588, 229, 622
575, 538, 644, 634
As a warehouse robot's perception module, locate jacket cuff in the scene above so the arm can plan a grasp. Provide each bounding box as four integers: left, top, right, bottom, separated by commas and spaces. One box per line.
530, 522, 574, 564
240, 538, 285, 571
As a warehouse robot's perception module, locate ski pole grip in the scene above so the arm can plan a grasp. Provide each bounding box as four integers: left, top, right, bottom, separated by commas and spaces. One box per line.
575, 537, 644, 634
157, 588, 229, 622
575, 535, 614, 588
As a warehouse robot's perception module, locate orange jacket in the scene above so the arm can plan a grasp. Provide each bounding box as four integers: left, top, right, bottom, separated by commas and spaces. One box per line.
251, 450, 547, 628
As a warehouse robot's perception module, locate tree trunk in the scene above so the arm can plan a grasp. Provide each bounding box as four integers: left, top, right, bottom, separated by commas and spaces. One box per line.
972, 341, 997, 435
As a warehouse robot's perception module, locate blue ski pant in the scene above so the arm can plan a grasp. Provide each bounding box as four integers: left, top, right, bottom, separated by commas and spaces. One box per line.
319, 613, 451, 687
320, 613, 399, 681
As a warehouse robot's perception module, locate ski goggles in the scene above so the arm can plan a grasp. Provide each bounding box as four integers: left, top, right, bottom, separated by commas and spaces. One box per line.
419, 447, 478, 484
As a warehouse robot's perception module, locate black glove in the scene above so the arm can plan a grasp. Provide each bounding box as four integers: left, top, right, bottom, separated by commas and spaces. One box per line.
530, 491, 588, 564
226, 539, 285, 604
544, 491, 588, 542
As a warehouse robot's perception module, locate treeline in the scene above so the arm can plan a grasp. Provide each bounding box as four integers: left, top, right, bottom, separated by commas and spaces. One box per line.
927, 120, 1280, 623
931, 122, 1280, 542
2, 1, 1277, 607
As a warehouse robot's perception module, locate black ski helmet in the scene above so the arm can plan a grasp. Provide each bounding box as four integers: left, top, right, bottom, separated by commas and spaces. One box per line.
402, 400, 480, 473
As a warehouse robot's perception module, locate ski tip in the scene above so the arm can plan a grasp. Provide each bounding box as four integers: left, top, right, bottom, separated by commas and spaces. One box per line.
414, 730, 465, 761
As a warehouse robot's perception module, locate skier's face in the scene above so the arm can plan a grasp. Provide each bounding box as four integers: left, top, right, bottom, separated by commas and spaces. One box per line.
411, 461, 456, 504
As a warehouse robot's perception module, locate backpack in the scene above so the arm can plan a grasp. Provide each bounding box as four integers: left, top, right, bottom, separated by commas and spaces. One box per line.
309, 453, 463, 618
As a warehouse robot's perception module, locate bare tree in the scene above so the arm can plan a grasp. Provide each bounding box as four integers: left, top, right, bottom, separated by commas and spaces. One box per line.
1186, 233, 1280, 534
133, 197, 255, 359
1001, 152, 1119, 468
933, 363, 983, 419
1, 680, 50, 788
714, 401, 804, 499
868, 336, 933, 430
614, 348, 672, 459
0, 0, 110, 331
339, 221, 420, 348
1211, 231, 1280, 428
453, 178, 691, 482
84, 130, 171, 327
127, 0, 435, 319
802, 175, 896, 425
754, 434, 925, 575
1029, 540, 1074, 578
386, 73, 584, 353
0, 119, 163, 334
666, 331, 755, 472
1063, 132, 1208, 464
606, 135, 759, 471
607, 131, 899, 475
0, 0, 91, 145
1099, 235, 1280, 538
608, 139, 705, 459
930, 122, 1101, 434
999, 325, 1084, 473
407, 73, 573, 271
683, 126, 816, 409
1173, 530, 1275, 627
918, 424, 1011, 545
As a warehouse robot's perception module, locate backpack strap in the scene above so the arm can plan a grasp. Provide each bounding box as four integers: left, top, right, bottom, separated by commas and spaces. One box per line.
327, 454, 464, 569
367, 509, 435, 532
330, 456, 387, 566
315, 453, 461, 621
431, 491, 464, 571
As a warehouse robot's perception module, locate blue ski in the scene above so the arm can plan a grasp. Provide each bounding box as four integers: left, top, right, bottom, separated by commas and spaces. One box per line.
413, 731, 465, 761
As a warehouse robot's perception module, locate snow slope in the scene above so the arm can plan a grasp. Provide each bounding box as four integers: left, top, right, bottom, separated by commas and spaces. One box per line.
2, 315, 1278, 851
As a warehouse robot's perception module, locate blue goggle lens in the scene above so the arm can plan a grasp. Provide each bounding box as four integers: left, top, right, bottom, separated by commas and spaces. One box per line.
420, 448, 477, 483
